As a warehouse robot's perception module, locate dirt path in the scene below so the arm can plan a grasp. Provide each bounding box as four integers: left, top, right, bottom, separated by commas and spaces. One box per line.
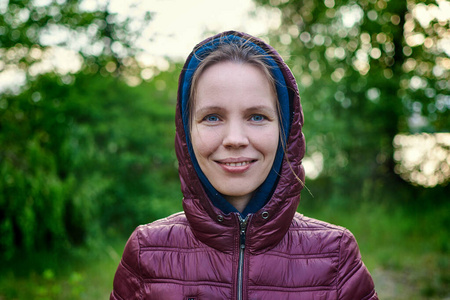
372, 268, 449, 300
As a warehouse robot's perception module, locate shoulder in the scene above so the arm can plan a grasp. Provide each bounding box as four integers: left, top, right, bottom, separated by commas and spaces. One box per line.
290, 212, 353, 238
281, 212, 359, 255
291, 212, 346, 231
131, 211, 194, 248
118, 212, 194, 273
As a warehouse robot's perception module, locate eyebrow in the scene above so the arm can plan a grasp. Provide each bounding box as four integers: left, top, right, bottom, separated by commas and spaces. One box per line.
195, 105, 277, 115
244, 105, 277, 115
194, 106, 225, 116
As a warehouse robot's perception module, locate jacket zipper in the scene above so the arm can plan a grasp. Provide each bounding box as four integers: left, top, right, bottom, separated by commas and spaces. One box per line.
237, 215, 249, 300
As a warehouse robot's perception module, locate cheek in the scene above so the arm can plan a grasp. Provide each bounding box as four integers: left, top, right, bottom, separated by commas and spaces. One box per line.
258, 127, 280, 157
191, 127, 219, 159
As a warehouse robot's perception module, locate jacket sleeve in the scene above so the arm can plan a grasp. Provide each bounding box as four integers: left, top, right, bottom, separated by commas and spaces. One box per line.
110, 228, 143, 300
337, 229, 378, 300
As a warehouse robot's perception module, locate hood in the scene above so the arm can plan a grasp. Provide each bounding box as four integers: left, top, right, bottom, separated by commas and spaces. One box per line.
175, 31, 305, 253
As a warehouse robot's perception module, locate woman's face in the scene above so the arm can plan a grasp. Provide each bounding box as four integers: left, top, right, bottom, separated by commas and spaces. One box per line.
191, 61, 279, 212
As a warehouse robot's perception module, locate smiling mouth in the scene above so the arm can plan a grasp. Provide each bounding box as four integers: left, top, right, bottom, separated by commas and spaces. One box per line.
223, 161, 251, 167
216, 159, 256, 173
218, 158, 257, 167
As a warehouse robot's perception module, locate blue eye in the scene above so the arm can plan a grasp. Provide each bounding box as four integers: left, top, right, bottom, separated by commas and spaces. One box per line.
204, 115, 219, 122
251, 115, 265, 122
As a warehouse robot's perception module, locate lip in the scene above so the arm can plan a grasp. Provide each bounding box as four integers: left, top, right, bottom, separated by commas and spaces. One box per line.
215, 157, 257, 173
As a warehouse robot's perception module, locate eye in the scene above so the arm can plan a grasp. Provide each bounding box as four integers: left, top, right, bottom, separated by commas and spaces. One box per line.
203, 114, 220, 122
250, 114, 266, 122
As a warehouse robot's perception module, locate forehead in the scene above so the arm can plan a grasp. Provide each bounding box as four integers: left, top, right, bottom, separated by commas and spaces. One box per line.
200, 61, 268, 82
194, 62, 276, 108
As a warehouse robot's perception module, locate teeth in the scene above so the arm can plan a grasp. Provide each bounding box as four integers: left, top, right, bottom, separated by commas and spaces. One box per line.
224, 162, 250, 167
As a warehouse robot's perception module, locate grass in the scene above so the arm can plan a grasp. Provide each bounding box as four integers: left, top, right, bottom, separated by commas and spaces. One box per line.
0, 238, 124, 300
0, 199, 448, 299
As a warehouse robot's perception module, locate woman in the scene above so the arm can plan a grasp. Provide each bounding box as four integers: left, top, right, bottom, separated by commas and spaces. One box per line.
111, 31, 377, 300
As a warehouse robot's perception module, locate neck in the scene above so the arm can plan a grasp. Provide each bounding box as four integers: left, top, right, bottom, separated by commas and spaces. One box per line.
224, 194, 251, 213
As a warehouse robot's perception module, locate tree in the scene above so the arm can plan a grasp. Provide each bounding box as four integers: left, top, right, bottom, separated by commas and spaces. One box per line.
0, 0, 182, 258
0, 0, 153, 94
254, 0, 449, 200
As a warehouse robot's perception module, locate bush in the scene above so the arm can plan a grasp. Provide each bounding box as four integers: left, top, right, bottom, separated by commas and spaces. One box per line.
0, 68, 183, 258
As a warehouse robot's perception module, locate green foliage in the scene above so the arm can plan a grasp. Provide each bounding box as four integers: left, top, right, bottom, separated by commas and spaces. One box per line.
0, 0, 184, 263
0, 0, 182, 258
0, 67, 182, 258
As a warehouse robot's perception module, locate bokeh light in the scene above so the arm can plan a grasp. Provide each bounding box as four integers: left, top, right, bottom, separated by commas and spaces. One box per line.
394, 133, 450, 187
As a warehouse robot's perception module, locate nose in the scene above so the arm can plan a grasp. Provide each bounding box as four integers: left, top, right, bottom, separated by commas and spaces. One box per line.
222, 120, 249, 148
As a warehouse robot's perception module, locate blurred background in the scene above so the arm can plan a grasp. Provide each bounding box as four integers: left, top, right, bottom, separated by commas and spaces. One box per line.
0, 0, 448, 299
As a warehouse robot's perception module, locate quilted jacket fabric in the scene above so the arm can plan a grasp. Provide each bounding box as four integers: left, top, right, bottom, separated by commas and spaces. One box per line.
111, 31, 378, 300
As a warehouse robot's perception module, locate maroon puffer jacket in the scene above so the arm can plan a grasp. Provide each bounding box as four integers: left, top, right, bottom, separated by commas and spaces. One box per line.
111, 31, 378, 300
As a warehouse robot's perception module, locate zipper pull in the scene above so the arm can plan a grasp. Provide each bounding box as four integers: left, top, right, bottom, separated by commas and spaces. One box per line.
239, 215, 249, 249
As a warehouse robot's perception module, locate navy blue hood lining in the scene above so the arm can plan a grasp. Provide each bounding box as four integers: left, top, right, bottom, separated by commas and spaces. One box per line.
181, 33, 291, 217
